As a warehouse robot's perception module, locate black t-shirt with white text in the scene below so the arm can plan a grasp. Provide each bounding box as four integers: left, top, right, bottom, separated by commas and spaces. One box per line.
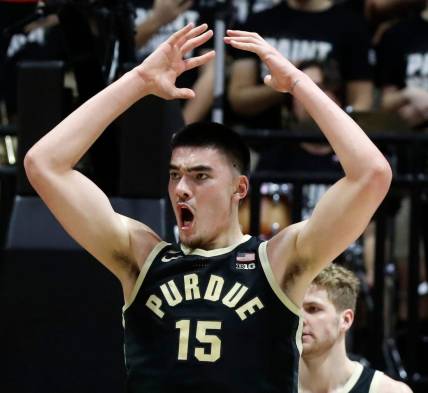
376, 14, 428, 90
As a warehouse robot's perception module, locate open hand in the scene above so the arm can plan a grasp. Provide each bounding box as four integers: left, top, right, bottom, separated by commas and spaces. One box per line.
225, 30, 300, 93
136, 23, 215, 100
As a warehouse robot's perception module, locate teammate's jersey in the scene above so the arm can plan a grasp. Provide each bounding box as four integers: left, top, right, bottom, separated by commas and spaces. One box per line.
345, 363, 382, 393
123, 235, 303, 393
299, 362, 383, 393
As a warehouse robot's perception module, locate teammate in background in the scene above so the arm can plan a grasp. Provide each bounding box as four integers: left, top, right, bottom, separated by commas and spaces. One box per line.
24, 25, 391, 392
300, 264, 413, 393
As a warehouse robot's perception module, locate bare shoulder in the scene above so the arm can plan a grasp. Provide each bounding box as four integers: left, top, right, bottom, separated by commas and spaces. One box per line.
375, 372, 413, 393
266, 220, 308, 267
118, 214, 163, 269
265, 220, 310, 305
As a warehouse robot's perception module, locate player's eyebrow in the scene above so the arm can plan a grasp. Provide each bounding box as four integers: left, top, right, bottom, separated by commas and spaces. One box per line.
169, 164, 213, 173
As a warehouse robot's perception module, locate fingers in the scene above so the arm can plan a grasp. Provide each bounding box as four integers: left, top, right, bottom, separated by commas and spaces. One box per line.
224, 39, 260, 55
173, 87, 195, 100
224, 30, 264, 55
177, 23, 209, 48
184, 50, 215, 71
264, 74, 273, 88
181, 29, 213, 55
226, 30, 261, 39
167, 23, 195, 46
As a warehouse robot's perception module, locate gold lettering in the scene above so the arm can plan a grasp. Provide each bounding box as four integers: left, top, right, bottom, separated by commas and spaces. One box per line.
204, 275, 224, 301
145, 294, 165, 318
236, 297, 264, 321
222, 283, 248, 308
184, 273, 201, 300
160, 280, 183, 306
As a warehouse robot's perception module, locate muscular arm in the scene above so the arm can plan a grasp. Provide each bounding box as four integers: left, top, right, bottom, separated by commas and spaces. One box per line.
25, 24, 214, 294
226, 30, 392, 305
228, 58, 284, 116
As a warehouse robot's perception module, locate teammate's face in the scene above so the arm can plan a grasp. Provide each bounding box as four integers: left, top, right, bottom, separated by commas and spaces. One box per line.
168, 146, 241, 249
301, 285, 345, 359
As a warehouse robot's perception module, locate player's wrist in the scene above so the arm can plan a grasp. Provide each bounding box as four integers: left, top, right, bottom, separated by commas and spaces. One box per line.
126, 68, 153, 98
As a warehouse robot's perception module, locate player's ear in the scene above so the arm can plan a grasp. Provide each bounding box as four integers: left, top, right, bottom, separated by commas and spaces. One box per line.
234, 175, 249, 202
341, 309, 354, 332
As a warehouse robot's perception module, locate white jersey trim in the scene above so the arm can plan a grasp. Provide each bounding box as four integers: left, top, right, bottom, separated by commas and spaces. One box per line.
180, 234, 252, 257
122, 241, 170, 312
368, 370, 384, 393
342, 362, 364, 393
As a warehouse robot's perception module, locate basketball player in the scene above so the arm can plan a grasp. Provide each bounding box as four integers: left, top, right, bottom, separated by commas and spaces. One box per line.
24, 25, 392, 392
300, 264, 413, 393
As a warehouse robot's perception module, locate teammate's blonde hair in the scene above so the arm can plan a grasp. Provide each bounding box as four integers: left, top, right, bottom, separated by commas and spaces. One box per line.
312, 264, 360, 312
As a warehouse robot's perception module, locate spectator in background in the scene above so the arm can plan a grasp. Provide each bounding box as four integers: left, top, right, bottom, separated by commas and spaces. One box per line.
365, 0, 424, 24
376, 0, 428, 128
300, 264, 413, 393
228, 0, 374, 130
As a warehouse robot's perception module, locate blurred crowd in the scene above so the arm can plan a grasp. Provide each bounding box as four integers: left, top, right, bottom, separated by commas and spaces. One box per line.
0, 0, 427, 130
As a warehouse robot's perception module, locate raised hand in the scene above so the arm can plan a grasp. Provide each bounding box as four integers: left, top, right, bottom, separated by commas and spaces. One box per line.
136, 23, 215, 100
225, 30, 300, 94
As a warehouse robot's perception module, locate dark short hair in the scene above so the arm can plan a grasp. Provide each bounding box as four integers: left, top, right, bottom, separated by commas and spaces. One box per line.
170, 122, 250, 175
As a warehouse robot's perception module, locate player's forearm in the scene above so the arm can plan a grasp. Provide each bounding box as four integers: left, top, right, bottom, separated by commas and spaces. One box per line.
25, 69, 148, 173
229, 84, 283, 116
293, 72, 391, 181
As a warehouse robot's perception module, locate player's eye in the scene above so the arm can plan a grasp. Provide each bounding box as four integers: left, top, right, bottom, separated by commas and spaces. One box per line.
195, 173, 208, 181
170, 171, 181, 180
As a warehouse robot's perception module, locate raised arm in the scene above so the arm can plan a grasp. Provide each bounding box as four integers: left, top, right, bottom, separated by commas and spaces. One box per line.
24, 24, 214, 295
225, 30, 391, 305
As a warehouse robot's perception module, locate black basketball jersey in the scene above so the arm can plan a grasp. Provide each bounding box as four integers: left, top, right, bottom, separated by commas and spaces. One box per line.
122, 235, 302, 393
347, 363, 381, 393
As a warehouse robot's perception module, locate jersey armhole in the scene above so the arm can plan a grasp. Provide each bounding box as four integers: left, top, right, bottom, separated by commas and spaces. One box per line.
258, 241, 301, 316
368, 370, 384, 393
122, 241, 170, 312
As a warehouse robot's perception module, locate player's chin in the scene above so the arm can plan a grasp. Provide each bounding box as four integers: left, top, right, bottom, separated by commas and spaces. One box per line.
179, 233, 202, 249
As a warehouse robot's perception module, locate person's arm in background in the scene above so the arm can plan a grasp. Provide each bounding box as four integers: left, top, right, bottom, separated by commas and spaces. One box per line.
346, 80, 373, 110
135, 0, 193, 49
228, 57, 284, 116
381, 85, 428, 127
366, 0, 424, 23
24, 24, 214, 299
182, 53, 214, 123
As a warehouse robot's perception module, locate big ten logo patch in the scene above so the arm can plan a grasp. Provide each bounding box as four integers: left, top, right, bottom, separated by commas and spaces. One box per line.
235, 252, 256, 270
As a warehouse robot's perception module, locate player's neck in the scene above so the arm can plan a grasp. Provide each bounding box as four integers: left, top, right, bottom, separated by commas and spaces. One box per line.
300, 343, 355, 393
287, 0, 332, 12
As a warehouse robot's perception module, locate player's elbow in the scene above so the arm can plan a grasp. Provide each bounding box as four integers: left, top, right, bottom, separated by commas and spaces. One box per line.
24, 147, 52, 187
365, 158, 393, 199
24, 149, 42, 184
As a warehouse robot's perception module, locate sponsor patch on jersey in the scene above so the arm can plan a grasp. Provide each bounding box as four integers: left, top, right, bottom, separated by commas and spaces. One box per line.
161, 250, 182, 263
235, 253, 256, 270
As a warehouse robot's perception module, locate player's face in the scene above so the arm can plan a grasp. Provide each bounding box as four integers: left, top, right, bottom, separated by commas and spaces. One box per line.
301, 285, 343, 358
168, 146, 240, 249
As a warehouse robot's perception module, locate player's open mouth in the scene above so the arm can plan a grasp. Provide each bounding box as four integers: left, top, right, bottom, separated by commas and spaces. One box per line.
179, 205, 194, 230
